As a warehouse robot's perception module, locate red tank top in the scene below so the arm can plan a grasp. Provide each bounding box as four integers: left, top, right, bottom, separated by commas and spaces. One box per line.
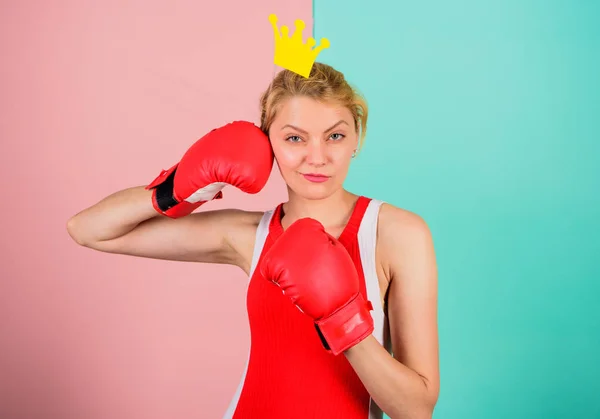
230, 196, 375, 418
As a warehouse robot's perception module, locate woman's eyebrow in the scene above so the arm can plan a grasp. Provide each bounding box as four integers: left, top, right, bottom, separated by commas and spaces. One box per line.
281, 120, 349, 134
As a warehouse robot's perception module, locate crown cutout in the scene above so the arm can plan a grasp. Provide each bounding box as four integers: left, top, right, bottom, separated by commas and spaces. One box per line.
268, 14, 330, 78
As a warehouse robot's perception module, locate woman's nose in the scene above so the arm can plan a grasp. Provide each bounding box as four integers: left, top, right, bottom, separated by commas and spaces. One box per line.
305, 141, 327, 166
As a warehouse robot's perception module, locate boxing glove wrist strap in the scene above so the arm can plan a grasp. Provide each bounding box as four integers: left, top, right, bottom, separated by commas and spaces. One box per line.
315, 293, 375, 356
153, 165, 178, 212
145, 163, 223, 218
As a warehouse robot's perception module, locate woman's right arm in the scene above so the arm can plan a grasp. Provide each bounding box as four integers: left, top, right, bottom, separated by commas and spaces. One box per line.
66, 120, 273, 270
66, 185, 259, 268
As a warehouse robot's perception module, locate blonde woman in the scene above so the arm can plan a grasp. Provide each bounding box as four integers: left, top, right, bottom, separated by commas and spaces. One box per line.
67, 62, 440, 419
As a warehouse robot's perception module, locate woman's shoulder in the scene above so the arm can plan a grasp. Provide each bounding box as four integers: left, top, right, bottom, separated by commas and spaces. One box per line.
373, 200, 433, 252
368, 200, 435, 287
376, 201, 425, 227
205, 208, 265, 251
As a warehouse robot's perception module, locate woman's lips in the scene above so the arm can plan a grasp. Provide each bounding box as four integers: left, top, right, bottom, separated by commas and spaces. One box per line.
302, 173, 330, 183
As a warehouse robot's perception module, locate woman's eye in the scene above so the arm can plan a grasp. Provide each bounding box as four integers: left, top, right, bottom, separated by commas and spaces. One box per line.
286, 135, 302, 143
330, 133, 345, 141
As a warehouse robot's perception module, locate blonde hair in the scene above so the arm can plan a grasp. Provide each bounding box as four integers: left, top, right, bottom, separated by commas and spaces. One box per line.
259, 62, 368, 151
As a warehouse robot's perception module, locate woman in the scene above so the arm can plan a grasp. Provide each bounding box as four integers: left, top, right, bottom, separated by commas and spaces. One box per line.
67, 62, 440, 419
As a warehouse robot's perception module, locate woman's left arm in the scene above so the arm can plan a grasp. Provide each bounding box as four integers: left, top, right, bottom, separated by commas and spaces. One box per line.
344, 209, 440, 419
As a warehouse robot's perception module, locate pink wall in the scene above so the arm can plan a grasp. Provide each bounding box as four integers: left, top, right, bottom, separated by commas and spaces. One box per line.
0, 2, 311, 418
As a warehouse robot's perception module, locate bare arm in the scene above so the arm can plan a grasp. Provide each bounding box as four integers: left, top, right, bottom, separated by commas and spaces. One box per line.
343, 205, 439, 419
67, 186, 159, 244
66, 186, 259, 268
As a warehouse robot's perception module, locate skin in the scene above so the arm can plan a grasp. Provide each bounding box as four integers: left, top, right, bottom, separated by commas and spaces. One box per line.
68, 95, 440, 418
269, 96, 357, 202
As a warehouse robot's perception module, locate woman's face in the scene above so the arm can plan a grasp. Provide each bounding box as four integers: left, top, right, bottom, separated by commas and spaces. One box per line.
268, 96, 358, 200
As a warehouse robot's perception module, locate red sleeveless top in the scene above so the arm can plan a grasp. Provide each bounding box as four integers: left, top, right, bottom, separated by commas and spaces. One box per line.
229, 196, 375, 418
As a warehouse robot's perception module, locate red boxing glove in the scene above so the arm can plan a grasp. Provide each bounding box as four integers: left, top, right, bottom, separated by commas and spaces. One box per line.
261, 218, 374, 355
146, 121, 273, 218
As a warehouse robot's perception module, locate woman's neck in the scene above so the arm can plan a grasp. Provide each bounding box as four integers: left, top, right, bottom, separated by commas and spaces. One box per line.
281, 188, 360, 231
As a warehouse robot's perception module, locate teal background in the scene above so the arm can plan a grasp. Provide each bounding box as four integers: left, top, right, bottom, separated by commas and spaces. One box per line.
314, 1, 600, 418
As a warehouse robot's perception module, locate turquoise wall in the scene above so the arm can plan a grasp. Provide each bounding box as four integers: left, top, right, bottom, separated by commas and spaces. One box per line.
314, 1, 600, 418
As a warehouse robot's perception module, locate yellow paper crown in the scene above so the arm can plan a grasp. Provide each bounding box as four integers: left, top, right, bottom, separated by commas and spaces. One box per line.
268, 14, 330, 78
